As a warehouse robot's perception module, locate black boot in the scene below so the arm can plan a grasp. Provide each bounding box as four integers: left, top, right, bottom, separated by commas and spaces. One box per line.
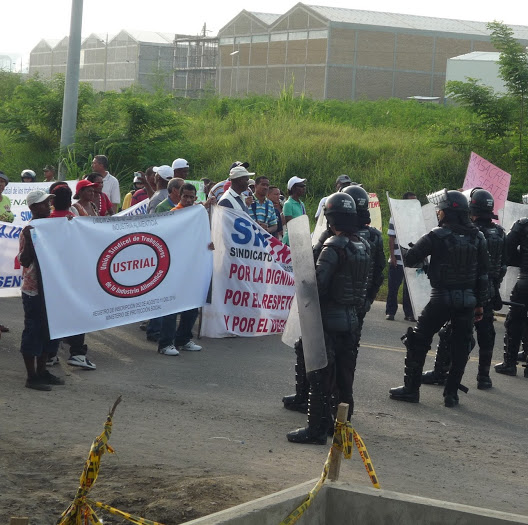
390, 328, 427, 403
477, 351, 493, 389
287, 371, 329, 445
282, 339, 309, 413
422, 323, 451, 385
518, 350, 527, 363
495, 333, 518, 376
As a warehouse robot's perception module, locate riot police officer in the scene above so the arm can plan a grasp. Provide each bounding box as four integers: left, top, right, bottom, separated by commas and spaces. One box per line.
389, 189, 489, 407
287, 192, 370, 444
422, 188, 506, 389
342, 185, 385, 324
495, 195, 528, 378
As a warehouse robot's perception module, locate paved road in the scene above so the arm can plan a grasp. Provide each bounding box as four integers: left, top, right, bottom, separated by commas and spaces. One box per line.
1, 297, 527, 519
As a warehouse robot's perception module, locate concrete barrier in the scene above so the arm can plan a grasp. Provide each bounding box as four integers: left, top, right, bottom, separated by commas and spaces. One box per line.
183, 480, 528, 524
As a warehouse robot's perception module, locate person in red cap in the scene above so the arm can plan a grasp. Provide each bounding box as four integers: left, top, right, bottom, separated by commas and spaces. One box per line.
72, 179, 98, 216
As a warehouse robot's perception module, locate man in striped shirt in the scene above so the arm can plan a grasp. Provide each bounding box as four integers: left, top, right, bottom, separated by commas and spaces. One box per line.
248, 176, 278, 235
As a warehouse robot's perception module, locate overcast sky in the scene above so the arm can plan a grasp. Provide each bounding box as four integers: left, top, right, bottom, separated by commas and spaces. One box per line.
1, 0, 526, 70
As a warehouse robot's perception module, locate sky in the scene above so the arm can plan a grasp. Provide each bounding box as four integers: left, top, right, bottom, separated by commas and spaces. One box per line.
0, 0, 526, 71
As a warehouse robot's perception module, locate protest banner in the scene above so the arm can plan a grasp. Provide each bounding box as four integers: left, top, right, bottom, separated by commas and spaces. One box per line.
3, 181, 78, 224
0, 221, 23, 298
201, 206, 295, 338
31, 206, 212, 339
368, 193, 382, 231
463, 152, 511, 218
115, 198, 150, 217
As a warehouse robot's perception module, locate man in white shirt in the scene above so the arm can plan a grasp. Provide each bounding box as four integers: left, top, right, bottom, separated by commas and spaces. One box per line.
218, 166, 254, 214
91, 155, 120, 213
314, 174, 353, 219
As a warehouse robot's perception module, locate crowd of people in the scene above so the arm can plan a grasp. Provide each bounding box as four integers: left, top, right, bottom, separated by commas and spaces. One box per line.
1, 157, 528, 451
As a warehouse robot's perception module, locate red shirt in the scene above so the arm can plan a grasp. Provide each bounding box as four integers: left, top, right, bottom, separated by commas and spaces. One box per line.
131, 188, 149, 206
50, 209, 75, 218
97, 192, 113, 216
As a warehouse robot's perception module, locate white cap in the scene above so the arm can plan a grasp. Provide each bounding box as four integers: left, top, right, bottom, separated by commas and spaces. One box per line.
287, 176, 307, 190
229, 166, 255, 180
172, 158, 189, 170
133, 175, 142, 183
154, 165, 174, 181
27, 189, 54, 207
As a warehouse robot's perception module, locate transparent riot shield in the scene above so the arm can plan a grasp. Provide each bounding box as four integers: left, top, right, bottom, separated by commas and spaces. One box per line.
284, 215, 327, 373
388, 193, 432, 318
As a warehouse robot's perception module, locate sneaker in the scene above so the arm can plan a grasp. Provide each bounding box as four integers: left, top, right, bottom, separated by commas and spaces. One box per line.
158, 345, 180, 356
0, 324, 9, 332
180, 340, 202, 352
25, 376, 52, 391
404, 316, 417, 322
139, 321, 148, 332
39, 370, 65, 385
67, 355, 96, 370
46, 356, 60, 367
386, 314, 394, 321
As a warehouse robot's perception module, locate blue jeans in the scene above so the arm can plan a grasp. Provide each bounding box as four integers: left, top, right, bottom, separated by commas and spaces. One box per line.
158, 309, 199, 350
20, 293, 60, 358
385, 264, 413, 318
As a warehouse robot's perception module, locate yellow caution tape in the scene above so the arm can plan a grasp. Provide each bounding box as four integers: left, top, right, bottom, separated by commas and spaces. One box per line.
58, 396, 166, 525
279, 420, 380, 525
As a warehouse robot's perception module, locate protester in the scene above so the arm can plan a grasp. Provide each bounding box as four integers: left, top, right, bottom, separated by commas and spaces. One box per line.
156, 178, 184, 213
43, 165, 56, 182
91, 154, 120, 213
268, 185, 284, 239
86, 173, 114, 216
147, 165, 173, 213
385, 191, 417, 321
122, 173, 145, 210
314, 174, 352, 219
19, 190, 64, 390
208, 161, 249, 201
172, 158, 190, 179
131, 167, 156, 206
72, 180, 98, 216
248, 176, 278, 234
21, 169, 36, 183
49, 185, 75, 218
49, 181, 79, 217
0, 171, 14, 223
150, 182, 215, 356
218, 166, 254, 213
282, 176, 307, 245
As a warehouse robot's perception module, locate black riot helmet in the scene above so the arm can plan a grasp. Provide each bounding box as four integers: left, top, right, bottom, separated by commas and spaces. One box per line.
469, 188, 496, 219
341, 185, 369, 211
324, 192, 357, 232
427, 189, 469, 212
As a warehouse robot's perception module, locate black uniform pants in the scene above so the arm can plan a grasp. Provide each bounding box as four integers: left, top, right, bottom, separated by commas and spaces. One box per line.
505, 280, 528, 357
415, 299, 475, 392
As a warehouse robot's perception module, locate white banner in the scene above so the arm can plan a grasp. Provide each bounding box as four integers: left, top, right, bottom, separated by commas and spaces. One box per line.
3, 181, 77, 224
201, 206, 295, 337
0, 221, 23, 298
31, 206, 213, 338
116, 198, 150, 217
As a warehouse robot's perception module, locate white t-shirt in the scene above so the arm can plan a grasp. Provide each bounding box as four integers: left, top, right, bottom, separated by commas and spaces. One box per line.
102, 172, 121, 205
315, 196, 327, 219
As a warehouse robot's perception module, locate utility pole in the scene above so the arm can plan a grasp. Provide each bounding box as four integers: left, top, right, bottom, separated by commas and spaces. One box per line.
59, 0, 83, 181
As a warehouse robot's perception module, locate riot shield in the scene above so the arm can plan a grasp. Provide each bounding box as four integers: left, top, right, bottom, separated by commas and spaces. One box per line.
284, 215, 327, 373
497, 201, 528, 314
421, 203, 438, 235
387, 193, 432, 317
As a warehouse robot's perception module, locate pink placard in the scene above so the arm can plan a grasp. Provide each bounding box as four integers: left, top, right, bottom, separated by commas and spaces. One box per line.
463, 152, 511, 215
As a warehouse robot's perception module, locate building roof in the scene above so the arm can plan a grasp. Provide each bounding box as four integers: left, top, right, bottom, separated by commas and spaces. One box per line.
450, 51, 501, 61
121, 30, 175, 44
305, 4, 528, 39
250, 12, 282, 25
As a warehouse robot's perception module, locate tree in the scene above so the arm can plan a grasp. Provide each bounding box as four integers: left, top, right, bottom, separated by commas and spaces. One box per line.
445, 22, 528, 175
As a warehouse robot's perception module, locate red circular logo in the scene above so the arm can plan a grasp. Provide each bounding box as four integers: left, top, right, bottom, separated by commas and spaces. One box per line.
96, 233, 170, 298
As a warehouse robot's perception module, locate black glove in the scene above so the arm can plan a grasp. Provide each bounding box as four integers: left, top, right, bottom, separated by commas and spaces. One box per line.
492, 288, 503, 311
